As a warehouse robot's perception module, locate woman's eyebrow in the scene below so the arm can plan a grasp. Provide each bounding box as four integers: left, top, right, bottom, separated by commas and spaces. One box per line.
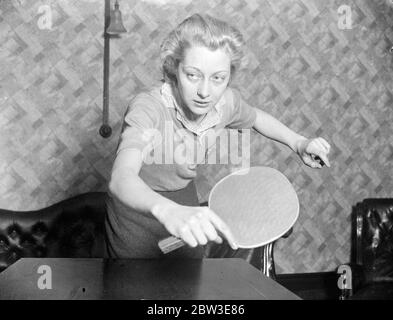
183, 65, 229, 74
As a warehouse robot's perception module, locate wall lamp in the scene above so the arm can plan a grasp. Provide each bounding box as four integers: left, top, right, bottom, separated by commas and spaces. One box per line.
99, 0, 127, 138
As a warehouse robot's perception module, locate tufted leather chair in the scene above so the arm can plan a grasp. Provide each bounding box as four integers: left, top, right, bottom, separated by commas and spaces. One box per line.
0, 192, 107, 273
274, 198, 393, 300
347, 198, 393, 299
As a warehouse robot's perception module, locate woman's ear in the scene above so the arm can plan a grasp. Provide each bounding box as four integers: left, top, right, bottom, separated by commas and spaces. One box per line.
163, 55, 179, 84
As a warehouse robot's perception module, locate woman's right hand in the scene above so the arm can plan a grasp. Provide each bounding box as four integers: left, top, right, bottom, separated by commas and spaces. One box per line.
152, 203, 238, 250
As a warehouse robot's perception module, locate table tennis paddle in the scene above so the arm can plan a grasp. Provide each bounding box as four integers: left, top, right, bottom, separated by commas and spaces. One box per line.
158, 166, 299, 254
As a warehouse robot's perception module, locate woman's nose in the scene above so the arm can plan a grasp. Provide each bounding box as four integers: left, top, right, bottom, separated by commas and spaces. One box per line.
197, 80, 210, 99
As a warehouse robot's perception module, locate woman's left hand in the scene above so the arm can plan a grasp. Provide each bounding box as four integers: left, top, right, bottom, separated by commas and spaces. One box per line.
296, 137, 331, 169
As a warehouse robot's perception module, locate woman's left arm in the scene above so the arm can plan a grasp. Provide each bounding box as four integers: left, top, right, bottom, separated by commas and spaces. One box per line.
252, 108, 331, 169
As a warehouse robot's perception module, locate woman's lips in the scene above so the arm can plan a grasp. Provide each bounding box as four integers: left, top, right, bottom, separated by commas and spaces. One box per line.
193, 100, 210, 107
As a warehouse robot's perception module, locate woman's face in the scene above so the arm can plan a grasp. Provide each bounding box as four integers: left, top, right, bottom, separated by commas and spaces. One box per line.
175, 45, 231, 122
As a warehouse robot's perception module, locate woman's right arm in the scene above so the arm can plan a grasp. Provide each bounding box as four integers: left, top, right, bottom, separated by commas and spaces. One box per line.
109, 148, 177, 216
108, 148, 237, 249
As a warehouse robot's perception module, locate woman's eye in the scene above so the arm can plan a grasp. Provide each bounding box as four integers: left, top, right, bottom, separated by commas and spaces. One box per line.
213, 76, 225, 83
187, 73, 200, 80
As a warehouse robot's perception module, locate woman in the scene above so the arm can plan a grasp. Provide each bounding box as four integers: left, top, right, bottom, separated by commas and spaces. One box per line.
105, 14, 331, 261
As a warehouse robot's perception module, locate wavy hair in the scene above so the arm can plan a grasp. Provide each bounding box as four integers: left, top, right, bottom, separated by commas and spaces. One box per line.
160, 13, 246, 83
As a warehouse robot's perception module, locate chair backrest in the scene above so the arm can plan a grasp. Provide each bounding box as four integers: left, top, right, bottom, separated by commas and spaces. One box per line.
352, 198, 393, 283
0, 192, 107, 272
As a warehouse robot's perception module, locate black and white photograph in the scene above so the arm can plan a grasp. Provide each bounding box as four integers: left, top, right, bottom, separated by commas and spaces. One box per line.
0, 0, 392, 306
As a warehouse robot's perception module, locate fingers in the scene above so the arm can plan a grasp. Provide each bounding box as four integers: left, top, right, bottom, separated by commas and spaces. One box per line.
199, 217, 222, 244
312, 138, 328, 153
303, 155, 321, 169
178, 210, 222, 247
318, 137, 331, 153
307, 138, 331, 168
205, 209, 238, 250
317, 153, 330, 168
174, 207, 235, 249
188, 216, 209, 246
179, 226, 198, 248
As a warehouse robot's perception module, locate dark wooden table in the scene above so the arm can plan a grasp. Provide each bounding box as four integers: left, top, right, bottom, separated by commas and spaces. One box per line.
0, 258, 300, 300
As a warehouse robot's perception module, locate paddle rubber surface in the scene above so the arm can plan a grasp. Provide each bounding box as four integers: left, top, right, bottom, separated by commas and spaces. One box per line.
208, 166, 299, 248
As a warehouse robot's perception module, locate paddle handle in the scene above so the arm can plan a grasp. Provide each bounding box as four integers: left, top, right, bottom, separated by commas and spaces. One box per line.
158, 236, 186, 254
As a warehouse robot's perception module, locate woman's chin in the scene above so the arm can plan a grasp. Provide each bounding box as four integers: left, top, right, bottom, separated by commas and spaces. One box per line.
189, 105, 213, 116
191, 109, 209, 117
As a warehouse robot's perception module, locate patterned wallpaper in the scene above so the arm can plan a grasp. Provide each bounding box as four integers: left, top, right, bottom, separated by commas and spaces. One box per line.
0, 0, 392, 273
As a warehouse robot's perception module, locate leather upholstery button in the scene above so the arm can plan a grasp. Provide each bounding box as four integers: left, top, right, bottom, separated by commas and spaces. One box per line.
7, 248, 22, 263
32, 222, 49, 237
7, 225, 21, 240
0, 236, 10, 252
20, 236, 36, 248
